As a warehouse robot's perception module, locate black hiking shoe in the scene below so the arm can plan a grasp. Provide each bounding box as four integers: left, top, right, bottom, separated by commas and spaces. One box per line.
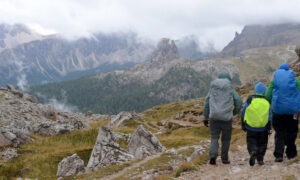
209, 158, 216, 165
275, 157, 283, 162
287, 154, 297, 160
249, 154, 256, 166
258, 161, 264, 165
222, 159, 230, 164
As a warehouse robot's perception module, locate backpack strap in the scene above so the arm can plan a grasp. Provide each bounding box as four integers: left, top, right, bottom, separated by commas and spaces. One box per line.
246, 94, 268, 104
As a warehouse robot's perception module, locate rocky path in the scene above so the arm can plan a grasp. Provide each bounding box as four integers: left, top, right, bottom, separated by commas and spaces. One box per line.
178, 133, 300, 180
100, 146, 193, 180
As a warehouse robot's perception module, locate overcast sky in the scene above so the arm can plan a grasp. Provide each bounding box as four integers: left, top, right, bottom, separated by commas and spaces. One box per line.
1, 0, 300, 50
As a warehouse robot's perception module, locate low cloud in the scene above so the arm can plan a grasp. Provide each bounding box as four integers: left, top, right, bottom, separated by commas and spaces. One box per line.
35, 90, 78, 113
1, 0, 300, 50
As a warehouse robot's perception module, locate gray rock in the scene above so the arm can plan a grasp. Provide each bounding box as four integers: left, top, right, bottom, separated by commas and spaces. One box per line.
87, 126, 134, 171
128, 125, 166, 159
0, 127, 34, 147
56, 154, 85, 178
6, 84, 23, 98
175, 112, 184, 120
188, 146, 205, 162
34, 119, 87, 136
0, 147, 19, 162
110, 111, 137, 126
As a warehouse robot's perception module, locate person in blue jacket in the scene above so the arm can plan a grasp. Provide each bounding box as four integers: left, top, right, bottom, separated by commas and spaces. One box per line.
241, 82, 272, 166
266, 63, 300, 162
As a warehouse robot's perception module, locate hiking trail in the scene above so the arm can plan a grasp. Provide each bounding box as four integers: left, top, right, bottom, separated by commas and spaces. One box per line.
178, 133, 300, 180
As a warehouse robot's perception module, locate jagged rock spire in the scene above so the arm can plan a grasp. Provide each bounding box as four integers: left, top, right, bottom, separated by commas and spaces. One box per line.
150, 38, 180, 64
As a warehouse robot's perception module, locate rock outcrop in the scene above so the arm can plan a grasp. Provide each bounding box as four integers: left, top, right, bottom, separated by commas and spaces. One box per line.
87, 126, 134, 171
128, 125, 166, 159
34, 119, 86, 136
56, 154, 85, 178
150, 38, 180, 64
0, 147, 19, 162
0, 85, 92, 147
295, 45, 300, 62
110, 111, 139, 126
0, 128, 33, 147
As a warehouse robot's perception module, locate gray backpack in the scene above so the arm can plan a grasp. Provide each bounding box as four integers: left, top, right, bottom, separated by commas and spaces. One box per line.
209, 79, 233, 121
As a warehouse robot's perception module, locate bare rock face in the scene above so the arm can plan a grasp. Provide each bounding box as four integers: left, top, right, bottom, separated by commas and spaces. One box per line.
56, 153, 85, 178
0, 147, 19, 162
110, 111, 139, 126
150, 38, 180, 64
295, 45, 300, 62
87, 126, 134, 171
128, 125, 166, 159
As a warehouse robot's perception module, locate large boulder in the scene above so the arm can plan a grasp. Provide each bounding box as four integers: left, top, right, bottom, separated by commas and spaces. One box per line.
128, 125, 166, 159
56, 154, 85, 178
86, 126, 134, 171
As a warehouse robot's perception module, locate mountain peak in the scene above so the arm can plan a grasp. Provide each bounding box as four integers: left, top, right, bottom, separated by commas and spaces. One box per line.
150, 38, 179, 64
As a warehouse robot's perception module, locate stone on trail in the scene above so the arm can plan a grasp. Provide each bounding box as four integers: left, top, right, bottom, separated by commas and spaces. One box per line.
0, 147, 19, 162
110, 111, 138, 126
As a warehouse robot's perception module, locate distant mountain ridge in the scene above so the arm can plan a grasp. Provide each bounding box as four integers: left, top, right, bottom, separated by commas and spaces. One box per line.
29, 38, 240, 114
0, 23, 154, 86
221, 23, 300, 57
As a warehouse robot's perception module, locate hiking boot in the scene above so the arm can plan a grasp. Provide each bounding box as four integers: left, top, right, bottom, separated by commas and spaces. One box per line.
275, 157, 283, 162
222, 159, 230, 164
209, 158, 216, 165
287, 154, 297, 160
258, 161, 264, 165
249, 154, 256, 166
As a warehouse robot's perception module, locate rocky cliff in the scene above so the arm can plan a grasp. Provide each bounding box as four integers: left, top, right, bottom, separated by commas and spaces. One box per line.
221, 23, 300, 57
29, 38, 240, 114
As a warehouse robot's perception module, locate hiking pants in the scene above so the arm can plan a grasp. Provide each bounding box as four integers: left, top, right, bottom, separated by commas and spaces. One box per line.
247, 130, 268, 161
209, 120, 232, 160
273, 113, 298, 159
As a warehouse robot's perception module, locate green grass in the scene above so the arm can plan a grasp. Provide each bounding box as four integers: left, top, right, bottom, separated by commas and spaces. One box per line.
0, 120, 109, 179
158, 127, 210, 148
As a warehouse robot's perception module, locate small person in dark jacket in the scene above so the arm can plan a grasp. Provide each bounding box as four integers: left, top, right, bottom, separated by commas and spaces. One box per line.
241, 82, 272, 166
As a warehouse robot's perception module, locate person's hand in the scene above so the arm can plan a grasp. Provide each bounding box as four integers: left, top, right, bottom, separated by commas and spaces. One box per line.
204, 119, 209, 127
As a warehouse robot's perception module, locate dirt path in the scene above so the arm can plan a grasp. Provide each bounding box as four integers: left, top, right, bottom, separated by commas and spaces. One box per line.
100, 146, 193, 180
178, 134, 300, 180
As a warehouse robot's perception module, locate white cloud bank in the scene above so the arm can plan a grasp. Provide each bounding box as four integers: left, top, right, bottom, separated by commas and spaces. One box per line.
1, 0, 300, 50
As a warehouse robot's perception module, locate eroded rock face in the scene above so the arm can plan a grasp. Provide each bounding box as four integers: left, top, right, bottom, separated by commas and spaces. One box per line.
56, 154, 85, 178
128, 125, 166, 159
0, 147, 19, 162
150, 38, 180, 64
87, 126, 134, 171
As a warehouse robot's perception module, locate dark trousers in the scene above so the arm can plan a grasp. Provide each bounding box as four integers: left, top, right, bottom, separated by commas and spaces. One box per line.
273, 113, 298, 159
209, 120, 232, 160
247, 130, 268, 161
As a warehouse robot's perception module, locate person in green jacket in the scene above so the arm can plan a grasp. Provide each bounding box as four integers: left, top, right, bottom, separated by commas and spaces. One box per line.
203, 72, 242, 165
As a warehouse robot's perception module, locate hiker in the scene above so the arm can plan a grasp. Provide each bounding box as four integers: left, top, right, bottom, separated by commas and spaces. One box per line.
241, 82, 272, 166
203, 72, 242, 165
266, 63, 300, 162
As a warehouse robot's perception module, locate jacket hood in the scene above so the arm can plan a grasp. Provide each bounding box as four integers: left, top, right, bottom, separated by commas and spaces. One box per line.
218, 72, 232, 81
279, 63, 289, 70
254, 82, 266, 95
